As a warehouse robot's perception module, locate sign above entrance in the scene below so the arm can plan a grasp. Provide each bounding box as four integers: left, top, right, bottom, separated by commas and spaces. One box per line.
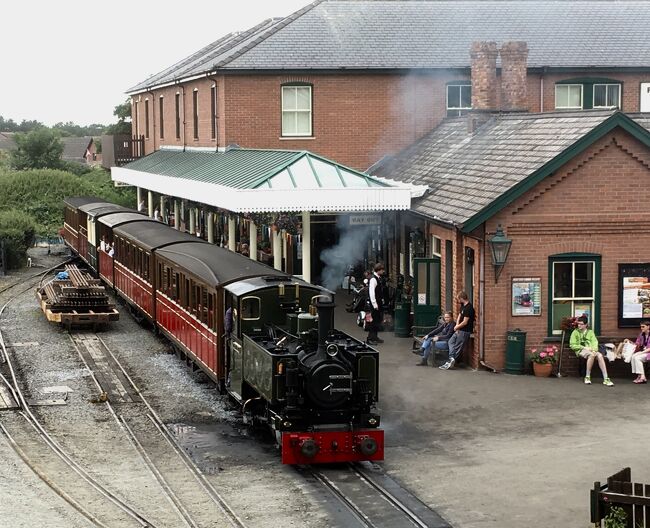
349, 214, 381, 225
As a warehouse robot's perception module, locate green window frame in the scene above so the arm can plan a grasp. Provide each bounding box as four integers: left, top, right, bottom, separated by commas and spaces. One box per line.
556, 78, 622, 110
547, 253, 601, 335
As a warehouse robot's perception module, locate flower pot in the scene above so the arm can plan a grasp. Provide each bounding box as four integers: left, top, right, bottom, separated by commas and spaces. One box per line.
533, 362, 553, 377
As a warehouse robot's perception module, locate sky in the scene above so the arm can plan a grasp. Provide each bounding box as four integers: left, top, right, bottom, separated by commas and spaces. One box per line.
1, 0, 311, 127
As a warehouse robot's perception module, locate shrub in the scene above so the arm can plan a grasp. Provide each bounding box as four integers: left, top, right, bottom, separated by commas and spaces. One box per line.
0, 209, 36, 269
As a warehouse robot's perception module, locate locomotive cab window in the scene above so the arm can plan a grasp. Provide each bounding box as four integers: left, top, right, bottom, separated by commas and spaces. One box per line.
241, 296, 261, 320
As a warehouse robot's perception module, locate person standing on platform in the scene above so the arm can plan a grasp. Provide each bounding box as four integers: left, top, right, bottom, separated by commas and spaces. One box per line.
440, 291, 475, 370
366, 263, 386, 345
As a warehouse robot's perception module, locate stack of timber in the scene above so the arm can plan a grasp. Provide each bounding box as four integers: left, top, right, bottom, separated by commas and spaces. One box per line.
36, 264, 119, 327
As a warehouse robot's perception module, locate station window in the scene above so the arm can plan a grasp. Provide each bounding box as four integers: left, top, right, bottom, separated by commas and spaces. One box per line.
281, 84, 312, 137
431, 236, 442, 257
446, 83, 472, 117
548, 254, 601, 335
555, 84, 583, 109
593, 84, 621, 108
241, 296, 261, 320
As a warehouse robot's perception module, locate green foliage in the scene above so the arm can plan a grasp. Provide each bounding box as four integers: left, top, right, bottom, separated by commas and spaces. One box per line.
0, 168, 135, 237
103, 100, 132, 136
52, 121, 105, 137
604, 506, 627, 528
10, 128, 64, 170
0, 116, 44, 133
0, 209, 37, 269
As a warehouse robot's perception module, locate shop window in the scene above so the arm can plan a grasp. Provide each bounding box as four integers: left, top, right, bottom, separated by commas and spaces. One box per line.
281, 85, 312, 137
241, 296, 261, 320
548, 254, 601, 335
446, 83, 472, 117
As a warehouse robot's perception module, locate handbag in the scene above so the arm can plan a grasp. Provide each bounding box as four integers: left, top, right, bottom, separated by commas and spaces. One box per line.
622, 341, 636, 363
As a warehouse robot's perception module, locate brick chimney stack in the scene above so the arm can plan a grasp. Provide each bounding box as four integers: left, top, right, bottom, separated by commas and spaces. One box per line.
470, 41, 498, 112
499, 41, 529, 111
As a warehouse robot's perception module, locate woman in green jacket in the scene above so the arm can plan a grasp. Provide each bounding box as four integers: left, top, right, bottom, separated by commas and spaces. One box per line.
569, 316, 614, 386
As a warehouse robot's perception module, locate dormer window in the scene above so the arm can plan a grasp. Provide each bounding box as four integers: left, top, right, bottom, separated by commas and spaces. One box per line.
555, 84, 583, 109
593, 84, 620, 108
555, 79, 622, 110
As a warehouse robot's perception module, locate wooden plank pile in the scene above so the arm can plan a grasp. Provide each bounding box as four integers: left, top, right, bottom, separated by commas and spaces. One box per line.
40, 264, 115, 314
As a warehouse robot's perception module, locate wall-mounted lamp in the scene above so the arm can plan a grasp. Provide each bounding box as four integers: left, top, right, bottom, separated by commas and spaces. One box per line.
487, 225, 512, 282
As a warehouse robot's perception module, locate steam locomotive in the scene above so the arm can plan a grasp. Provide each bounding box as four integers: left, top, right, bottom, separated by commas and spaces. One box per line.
62, 198, 383, 464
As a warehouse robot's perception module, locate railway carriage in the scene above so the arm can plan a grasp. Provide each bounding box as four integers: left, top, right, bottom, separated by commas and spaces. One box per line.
79, 203, 133, 270
63, 197, 102, 254
95, 212, 157, 287
112, 222, 204, 322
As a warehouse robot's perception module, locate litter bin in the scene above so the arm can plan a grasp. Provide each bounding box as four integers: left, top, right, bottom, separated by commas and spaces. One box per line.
393, 301, 411, 338
505, 329, 526, 374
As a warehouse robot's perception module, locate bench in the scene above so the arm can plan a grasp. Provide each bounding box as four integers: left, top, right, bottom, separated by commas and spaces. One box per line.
573, 336, 643, 379
412, 326, 473, 367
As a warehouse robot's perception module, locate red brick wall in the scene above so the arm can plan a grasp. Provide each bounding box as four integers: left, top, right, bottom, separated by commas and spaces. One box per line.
481, 129, 650, 373
132, 70, 649, 169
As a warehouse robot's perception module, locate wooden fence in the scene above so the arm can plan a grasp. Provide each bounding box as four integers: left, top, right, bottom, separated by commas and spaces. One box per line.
591, 467, 650, 526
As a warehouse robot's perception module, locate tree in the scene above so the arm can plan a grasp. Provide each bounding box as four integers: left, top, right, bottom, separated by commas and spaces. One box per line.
104, 99, 132, 135
10, 128, 64, 170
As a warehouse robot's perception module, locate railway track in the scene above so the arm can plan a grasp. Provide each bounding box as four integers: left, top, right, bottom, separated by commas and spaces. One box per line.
0, 260, 159, 527
69, 331, 247, 528
304, 463, 451, 528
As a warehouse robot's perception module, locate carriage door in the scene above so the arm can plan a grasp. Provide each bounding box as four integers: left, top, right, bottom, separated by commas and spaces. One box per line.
413, 257, 441, 331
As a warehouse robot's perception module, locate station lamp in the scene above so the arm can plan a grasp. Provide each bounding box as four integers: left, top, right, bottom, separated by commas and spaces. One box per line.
487, 225, 512, 283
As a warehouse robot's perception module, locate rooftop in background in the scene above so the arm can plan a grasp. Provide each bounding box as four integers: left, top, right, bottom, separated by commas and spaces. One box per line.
62, 136, 93, 161
369, 110, 650, 230
128, 0, 650, 93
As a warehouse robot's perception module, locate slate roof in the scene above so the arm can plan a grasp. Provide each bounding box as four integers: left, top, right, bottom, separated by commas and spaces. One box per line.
369, 110, 650, 229
0, 132, 16, 151
62, 136, 93, 161
129, 0, 650, 93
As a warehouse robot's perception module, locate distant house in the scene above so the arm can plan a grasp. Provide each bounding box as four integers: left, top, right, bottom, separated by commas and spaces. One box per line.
0, 132, 16, 152
61, 136, 97, 165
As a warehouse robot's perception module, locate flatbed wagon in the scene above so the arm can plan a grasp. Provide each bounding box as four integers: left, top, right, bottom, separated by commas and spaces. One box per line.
36, 264, 119, 328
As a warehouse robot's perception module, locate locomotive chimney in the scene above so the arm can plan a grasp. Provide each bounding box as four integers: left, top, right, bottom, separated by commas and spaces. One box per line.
315, 296, 335, 346
499, 41, 529, 112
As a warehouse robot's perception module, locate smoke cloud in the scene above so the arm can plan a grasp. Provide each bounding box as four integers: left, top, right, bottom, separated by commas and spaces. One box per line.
319, 218, 373, 291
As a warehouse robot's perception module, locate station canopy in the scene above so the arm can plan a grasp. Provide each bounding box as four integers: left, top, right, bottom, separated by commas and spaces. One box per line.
112, 147, 423, 213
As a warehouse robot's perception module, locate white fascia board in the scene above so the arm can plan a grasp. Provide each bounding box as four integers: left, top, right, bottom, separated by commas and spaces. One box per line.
112, 167, 412, 212
370, 175, 429, 198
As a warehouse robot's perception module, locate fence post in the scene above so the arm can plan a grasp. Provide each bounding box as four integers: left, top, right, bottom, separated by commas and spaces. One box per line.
591, 481, 601, 525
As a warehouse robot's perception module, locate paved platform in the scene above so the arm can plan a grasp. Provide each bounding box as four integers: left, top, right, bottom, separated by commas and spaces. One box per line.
334, 291, 650, 527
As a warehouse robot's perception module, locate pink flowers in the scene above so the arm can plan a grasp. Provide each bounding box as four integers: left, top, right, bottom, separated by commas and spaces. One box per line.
530, 344, 559, 364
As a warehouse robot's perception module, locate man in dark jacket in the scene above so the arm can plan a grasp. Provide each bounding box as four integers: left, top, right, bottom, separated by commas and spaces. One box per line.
415, 311, 454, 366
367, 263, 386, 345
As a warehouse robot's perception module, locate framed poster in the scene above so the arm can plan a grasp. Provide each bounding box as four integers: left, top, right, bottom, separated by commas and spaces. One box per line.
512, 278, 542, 316
619, 263, 650, 327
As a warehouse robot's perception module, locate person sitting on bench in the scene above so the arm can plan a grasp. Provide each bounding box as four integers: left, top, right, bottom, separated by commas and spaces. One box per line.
570, 316, 614, 386
414, 311, 454, 366
630, 320, 650, 384
440, 292, 475, 371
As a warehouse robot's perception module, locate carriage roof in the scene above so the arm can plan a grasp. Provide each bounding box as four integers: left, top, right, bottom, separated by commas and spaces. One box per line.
113, 221, 204, 251
156, 242, 288, 288
98, 211, 156, 228
63, 196, 103, 209
79, 203, 133, 218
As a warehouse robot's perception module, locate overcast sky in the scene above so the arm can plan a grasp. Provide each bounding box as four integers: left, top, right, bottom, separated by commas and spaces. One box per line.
1, 0, 310, 126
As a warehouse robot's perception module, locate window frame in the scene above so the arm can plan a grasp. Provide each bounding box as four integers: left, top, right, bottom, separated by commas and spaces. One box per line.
175, 93, 181, 139
281, 84, 313, 137
547, 253, 601, 335
446, 83, 472, 117
144, 99, 150, 139
192, 89, 199, 140
555, 84, 584, 109
431, 235, 442, 257
159, 96, 164, 139
240, 296, 261, 321
210, 84, 217, 140
593, 83, 621, 109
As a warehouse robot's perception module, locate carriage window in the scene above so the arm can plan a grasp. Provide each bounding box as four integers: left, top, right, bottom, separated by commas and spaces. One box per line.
207, 293, 215, 329
142, 252, 150, 281
241, 296, 261, 320
199, 286, 208, 324
173, 273, 179, 301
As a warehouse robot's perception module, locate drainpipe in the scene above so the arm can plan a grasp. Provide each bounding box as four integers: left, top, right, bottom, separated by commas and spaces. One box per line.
540, 67, 547, 112
478, 223, 485, 365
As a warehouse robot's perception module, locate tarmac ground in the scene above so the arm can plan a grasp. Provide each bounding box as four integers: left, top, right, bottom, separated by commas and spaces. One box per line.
334, 290, 649, 528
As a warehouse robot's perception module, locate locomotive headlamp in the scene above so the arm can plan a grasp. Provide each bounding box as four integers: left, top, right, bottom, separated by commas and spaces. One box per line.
367, 417, 377, 426
326, 344, 339, 357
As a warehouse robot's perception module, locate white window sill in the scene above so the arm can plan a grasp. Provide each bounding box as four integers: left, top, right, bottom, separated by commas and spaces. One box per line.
279, 136, 315, 140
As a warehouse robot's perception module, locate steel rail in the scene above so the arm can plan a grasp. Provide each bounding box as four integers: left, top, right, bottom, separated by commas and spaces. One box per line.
97, 333, 248, 528
0, 264, 157, 528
